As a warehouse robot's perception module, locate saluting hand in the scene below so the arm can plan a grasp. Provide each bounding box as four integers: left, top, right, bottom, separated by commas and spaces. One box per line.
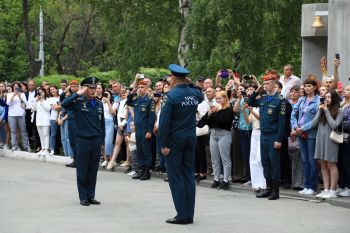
77, 86, 88, 95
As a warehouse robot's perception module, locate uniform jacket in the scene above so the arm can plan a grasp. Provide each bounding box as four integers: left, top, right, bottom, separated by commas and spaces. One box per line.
61, 93, 105, 142
159, 84, 203, 148
248, 91, 287, 142
126, 94, 155, 133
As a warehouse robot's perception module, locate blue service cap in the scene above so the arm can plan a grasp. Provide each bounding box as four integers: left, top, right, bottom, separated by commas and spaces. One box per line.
168, 64, 190, 77
81, 76, 100, 87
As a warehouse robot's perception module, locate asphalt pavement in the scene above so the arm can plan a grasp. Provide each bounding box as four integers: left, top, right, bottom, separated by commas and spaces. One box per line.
1, 157, 350, 233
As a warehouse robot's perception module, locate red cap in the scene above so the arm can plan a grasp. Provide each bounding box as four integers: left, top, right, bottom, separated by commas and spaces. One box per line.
138, 80, 148, 86
70, 80, 79, 85
263, 74, 278, 81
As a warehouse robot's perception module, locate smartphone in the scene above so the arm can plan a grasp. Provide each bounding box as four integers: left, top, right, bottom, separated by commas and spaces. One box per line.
153, 93, 162, 97
140, 74, 145, 79
15, 87, 21, 93
220, 69, 229, 79
320, 97, 324, 104
335, 53, 340, 60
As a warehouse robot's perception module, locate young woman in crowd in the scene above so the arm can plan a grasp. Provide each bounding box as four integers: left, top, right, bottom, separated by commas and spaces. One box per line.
100, 90, 117, 167
6, 82, 30, 151
242, 85, 266, 192
107, 89, 128, 169
319, 85, 328, 98
338, 85, 350, 197
299, 84, 305, 97
312, 90, 343, 199
291, 78, 320, 195
48, 85, 61, 155
57, 88, 73, 157
288, 86, 304, 190
233, 84, 252, 185
95, 84, 104, 101
33, 87, 51, 157
198, 91, 234, 190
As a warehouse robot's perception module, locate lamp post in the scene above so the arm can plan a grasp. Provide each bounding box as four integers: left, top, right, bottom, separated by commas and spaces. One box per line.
39, 6, 44, 77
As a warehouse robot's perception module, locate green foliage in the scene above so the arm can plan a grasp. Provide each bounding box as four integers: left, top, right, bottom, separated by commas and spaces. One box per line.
33, 74, 81, 87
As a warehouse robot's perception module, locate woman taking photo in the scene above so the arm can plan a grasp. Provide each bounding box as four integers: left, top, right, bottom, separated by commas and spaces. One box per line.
6, 82, 30, 151
312, 90, 343, 199
198, 91, 234, 190
33, 88, 51, 157
290, 78, 320, 195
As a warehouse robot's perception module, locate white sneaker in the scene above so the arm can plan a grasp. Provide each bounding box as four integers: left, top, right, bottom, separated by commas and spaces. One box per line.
37, 150, 44, 157
323, 190, 337, 199
128, 170, 136, 176
339, 188, 350, 197
49, 150, 54, 156
106, 161, 117, 170
3, 145, 10, 150
304, 189, 316, 195
336, 187, 345, 194
316, 190, 329, 198
243, 181, 252, 187
101, 160, 108, 167
43, 150, 49, 157
299, 188, 308, 194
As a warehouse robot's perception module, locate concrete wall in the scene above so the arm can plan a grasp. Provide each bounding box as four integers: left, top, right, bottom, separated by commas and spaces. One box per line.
327, 0, 350, 84
301, 3, 328, 80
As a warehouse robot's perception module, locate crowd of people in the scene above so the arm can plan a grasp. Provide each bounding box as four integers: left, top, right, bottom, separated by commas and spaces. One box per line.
1, 58, 350, 200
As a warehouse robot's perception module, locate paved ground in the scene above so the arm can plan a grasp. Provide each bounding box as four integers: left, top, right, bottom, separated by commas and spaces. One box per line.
1, 157, 350, 233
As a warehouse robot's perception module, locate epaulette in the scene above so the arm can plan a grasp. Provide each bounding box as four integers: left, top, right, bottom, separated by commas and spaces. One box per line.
278, 95, 284, 100
77, 97, 84, 101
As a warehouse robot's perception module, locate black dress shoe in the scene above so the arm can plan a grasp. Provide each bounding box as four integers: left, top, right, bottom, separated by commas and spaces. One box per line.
80, 200, 90, 206
210, 180, 221, 188
88, 198, 101, 205
165, 217, 193, 225
196, 175, 207, 182
256, 189, 272, 198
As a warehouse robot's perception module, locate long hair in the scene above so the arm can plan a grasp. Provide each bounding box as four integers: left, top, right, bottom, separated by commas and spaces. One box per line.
320, 90, 340, 124
216, 90, 230, 109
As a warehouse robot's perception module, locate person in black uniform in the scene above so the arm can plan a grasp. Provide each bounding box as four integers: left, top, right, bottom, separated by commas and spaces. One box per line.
126, 79, 155, 180
61, 77, 105, 206
248, 72, 287, 200
159, 64, 203, 224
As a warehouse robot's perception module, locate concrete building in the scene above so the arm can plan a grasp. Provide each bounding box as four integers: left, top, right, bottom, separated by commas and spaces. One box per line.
301, 0, 350, 84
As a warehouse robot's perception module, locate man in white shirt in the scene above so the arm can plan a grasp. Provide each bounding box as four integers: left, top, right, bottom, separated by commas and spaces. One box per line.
25, 80, 39, 152
279, 64, 302, 99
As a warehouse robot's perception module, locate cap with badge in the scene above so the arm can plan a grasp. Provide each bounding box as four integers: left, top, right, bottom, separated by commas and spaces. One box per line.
168, 64, 190, 77
196, 76, 205, 82
81, 76, 100, 87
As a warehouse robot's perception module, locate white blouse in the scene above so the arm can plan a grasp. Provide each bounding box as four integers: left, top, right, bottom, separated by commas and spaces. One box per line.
33, 99, 51, 126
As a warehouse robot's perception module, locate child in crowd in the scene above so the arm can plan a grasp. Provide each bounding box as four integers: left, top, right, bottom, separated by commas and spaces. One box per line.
125, 121, 138, 176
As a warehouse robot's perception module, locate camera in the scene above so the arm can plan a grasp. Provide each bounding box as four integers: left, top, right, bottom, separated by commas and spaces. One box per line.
242, 74, 253, 81
140, 74, 145, 79
243, 97, 248, 103
220, 69, 229, 79
320, 97, 324, 104
241, 90, 247, 97
153, 92, 162, 97
103, 92, 109, 98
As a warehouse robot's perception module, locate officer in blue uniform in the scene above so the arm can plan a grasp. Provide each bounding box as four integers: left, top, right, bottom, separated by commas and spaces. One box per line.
61, 77, 105, 206
126, 80, 155, 180
159, 64, 203, 224
248, 73, 287, 200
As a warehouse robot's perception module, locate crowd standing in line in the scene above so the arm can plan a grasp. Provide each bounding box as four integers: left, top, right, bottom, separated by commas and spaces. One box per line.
1, 57, 350, 208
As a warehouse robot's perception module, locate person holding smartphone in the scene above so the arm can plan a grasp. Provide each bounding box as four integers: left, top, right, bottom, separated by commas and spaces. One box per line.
6, 82, 30, 151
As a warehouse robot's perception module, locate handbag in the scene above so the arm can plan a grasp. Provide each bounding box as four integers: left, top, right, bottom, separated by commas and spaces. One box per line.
330, 130, 343, 144
196, 125, 209, 136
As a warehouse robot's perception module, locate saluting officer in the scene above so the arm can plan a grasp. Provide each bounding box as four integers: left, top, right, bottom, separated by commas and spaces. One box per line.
248, 72, 287, 200
61, 77, 105, 206
126, 80, 155, 180
159, 64, 203, 224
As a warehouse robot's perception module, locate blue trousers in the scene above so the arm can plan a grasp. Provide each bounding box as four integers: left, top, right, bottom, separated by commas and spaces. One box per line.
298, 137, 318, 190
165, 135, 196, 220
50, 120, 58, 151
76, 137, 101, 201
260, 132, 281, 181
135, 128, 152, 167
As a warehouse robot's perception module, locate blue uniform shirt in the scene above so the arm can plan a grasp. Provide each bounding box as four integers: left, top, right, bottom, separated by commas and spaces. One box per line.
248, 91, 287, 142
126, 94, 155, 133
159, 84, 203, 148
61, 93, 105, 141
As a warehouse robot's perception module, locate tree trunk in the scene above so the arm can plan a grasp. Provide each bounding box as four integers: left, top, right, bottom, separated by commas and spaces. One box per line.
178, 0, 191, 67
22, 0, 36, 77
